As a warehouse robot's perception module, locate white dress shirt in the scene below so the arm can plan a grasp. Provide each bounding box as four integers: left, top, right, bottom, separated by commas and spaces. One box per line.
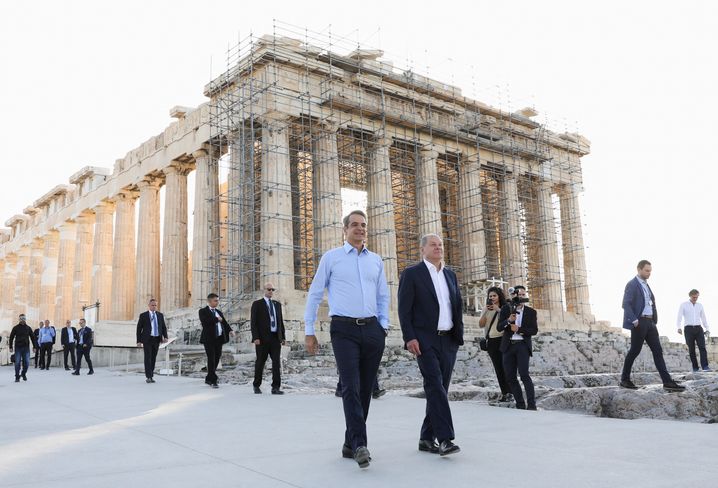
212, 309, 223, 337
67, 327, 74, 343
676, 301, 709, 332
511, 305, 524, 340
423, 259, 453, 331
265, 297, 277, 332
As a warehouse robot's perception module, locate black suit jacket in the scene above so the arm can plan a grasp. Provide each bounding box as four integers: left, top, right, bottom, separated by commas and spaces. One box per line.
199, 306, 232, 344
136, 311, 168, 343
77, 327, 94, 348
497, 304, 538, 356
61, 327, 78, 346
250, 298, 286, 343
398, 261, 464, 347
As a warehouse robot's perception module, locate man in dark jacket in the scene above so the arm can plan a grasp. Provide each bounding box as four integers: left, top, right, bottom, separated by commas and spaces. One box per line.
198, 293, 233, 388
9, 314, 39, 382
61, 320, 78, 371
72, 319, 94, 375
250, 283, 286, 394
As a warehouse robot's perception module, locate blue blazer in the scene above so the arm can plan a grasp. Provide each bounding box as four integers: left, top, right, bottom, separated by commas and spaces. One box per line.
622, 277, 657, 329
398, 261, 464, 346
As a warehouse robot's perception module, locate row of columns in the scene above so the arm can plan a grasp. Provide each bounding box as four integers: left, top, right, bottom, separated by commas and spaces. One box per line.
0, 152, 221, 326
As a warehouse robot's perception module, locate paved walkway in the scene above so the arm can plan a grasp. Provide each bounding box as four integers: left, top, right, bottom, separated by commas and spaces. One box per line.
1, 367, 715, 487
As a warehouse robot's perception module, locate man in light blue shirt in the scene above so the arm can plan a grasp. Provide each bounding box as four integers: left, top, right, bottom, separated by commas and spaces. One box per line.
38, 320, 56, 370
304, 209, 389, 469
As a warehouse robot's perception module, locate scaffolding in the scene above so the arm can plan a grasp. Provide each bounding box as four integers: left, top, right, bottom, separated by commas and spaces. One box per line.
204, 21, 591, 320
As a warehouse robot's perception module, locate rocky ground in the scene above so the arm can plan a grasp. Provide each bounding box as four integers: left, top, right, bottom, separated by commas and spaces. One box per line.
174, 333, 718, 424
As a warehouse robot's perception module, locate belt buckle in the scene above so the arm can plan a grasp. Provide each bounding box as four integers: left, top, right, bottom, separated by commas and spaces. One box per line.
355, 318, 366, 326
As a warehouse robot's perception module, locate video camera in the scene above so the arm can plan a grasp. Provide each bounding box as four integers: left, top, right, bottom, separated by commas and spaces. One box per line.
508, 286, 529, 314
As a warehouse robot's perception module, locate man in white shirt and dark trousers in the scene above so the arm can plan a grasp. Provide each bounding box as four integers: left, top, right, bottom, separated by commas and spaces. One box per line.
199, 293, 233, 388
61, 320, 77, 371
251, 282, 286, 394
677, 289, 710, 372
398, 234, 464, 456
136, 298, 168, 383
497, 286, 538, 410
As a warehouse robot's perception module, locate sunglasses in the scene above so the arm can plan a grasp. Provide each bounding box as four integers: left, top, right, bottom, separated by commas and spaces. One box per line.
266, 288, 276, 291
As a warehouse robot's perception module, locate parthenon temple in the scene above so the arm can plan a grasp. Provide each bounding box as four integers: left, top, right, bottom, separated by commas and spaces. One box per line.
0, 30, 594, 339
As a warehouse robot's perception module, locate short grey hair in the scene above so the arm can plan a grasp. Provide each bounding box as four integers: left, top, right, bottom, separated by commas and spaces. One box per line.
420, 233, 443, 247
343, 209, 367, 228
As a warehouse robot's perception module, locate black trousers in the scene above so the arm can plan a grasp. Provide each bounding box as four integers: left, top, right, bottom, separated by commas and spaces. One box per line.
39, 343, 53, 368
503, 340, 535, 408
143, 337, 161, 378
621, 317, 671, 383
204, 338, 224, 385
330, 317, 385, 451
684, 326, 708, 370
416, 332, 459, 443
76, 345, 93, 372
63, 344, 76, 369
486, 336, 510, 395
254, 333, 281, 388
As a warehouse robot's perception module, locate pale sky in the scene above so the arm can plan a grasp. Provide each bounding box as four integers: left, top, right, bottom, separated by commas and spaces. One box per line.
1, 1, 716, 341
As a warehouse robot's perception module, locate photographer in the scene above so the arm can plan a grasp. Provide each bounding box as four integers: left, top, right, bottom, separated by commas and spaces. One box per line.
497, 285, 538, 410
479, 287, 511, 402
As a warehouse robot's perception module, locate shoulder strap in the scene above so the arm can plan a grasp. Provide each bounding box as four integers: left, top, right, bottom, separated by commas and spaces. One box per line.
485, 311, 499, 338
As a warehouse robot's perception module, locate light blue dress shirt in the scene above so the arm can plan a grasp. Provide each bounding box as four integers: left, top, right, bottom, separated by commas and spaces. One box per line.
265, 297, 277, 333
151, 312, 158, 336
304, 242, 390, 335
67, 327, 74, 343
39, 327, 55, 344
637, 277, 654, 316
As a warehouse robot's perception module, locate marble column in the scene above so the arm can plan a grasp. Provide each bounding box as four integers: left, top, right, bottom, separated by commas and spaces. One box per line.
560, 183, 592, 316
71, 211, 95, 317
135, 178, 161, 315
0, 258, 4, 311
28, 238, 45, 323
13, 245, 31, 319
416, 145, 443, 238
91, 201, 114, 321
367, 137, 399, 297
191, 148, 219, 307
54, 221, 77, 325
535, 180, 563, 311
498, 173, 525, 287
40, 230, 60, 322
162, 163, 193, 311
111, 190, 138, 320
260, 115, 295, 292
312, 126, 343, 254
457, 153, 487, 283
1, 253, 18, 325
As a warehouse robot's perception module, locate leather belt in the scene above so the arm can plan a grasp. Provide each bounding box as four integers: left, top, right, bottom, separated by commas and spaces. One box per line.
640, 315, 653, 319
510, 339, 524, 344
437, 330, 452, 336
331, 316, 376, 326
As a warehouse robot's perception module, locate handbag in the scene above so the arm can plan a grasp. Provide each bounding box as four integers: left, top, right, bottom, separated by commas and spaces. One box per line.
479, 311, 499, 351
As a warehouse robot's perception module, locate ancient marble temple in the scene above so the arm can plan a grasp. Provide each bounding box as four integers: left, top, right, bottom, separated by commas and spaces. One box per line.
0, 34, 593, 339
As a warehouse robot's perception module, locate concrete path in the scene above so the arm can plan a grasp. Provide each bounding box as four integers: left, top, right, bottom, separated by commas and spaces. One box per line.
1, 367, 715, 487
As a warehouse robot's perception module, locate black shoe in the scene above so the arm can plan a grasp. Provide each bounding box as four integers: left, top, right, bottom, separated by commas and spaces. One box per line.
342, 444, 353, 459
253, 386, 262, 394
15, 377, 20, 383
21, 373, 27, 381
211, 383, 219, 389
663, 381, 686, 392
205, 379, 212, 385
498, 393, 513, 403
527, 405, 538, 411
271, 388, 284, 395
72, 371, 80, 375
149, 377, 155, 383
439, 440, 460, 456
65, 367, 70, 371
515, 403, 527, 410
335, 387, 342, 397
354, 446, 371, 468
146, 378, 152, 384
418, 439, 440, 454
620, 379, 638, 390
372, 388, 386, 399
87, 371, 94, 375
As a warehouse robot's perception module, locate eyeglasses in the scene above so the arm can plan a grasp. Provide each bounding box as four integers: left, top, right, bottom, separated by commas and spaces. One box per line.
266, 288, 276, 291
